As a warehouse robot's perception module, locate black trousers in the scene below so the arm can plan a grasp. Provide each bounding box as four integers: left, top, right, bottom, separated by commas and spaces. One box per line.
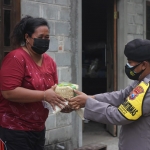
0, 126, 45, 150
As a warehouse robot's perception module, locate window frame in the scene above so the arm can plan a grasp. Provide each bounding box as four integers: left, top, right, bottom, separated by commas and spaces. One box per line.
0, 0, 20, 65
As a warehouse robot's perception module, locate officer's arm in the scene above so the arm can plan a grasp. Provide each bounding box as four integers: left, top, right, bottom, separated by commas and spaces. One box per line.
84, 98, 133, 125
142, 90, 150, 116
93, 81, 139, 106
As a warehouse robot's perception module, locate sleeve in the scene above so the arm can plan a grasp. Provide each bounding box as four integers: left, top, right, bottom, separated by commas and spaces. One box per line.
142, 89, 150, 116
1, 55, 25, 90
94, 81, 139, 106
84, 97, 133, 125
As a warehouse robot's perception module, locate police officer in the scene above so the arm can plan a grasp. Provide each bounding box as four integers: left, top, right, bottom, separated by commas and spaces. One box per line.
69, 39, 150, 150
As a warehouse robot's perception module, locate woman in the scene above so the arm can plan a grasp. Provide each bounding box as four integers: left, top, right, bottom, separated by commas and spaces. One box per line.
0, 16, 66, 150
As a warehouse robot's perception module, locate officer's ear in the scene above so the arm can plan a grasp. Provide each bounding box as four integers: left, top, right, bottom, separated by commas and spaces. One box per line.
142, 61, 149, 69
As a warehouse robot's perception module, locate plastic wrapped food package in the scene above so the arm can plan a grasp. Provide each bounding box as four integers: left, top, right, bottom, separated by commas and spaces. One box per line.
42, 82, 84, 120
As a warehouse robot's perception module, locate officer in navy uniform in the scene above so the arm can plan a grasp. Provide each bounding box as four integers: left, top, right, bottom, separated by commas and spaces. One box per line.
69, 39, 150, 150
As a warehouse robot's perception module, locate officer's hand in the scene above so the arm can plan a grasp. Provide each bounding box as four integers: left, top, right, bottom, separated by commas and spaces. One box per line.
68, 90, 88, 109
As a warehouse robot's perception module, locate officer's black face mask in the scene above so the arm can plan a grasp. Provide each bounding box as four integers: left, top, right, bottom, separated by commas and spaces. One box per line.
31, 38, 50, 55
125, 63, 145, 80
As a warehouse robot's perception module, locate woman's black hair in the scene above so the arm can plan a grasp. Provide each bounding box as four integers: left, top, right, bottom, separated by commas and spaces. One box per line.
11, 15, 50, 48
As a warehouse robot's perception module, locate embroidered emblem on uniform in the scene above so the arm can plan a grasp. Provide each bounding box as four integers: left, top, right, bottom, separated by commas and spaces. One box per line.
130, 93, 136, 99
129, 86, 144, 100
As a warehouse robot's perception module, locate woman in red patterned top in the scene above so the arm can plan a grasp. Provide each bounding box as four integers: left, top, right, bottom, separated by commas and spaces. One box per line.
0, 16, 66, 150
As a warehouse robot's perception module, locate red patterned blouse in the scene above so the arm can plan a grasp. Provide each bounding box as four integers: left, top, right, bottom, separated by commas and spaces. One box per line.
0, 47, 58, 131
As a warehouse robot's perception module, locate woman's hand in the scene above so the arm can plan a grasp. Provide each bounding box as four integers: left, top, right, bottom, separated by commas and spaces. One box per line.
45, 85, 66, 110
68, 90, 89, 110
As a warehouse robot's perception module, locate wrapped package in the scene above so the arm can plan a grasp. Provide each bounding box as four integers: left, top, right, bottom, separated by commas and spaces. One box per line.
55, 82, 79, 99
42, 82, 84, 120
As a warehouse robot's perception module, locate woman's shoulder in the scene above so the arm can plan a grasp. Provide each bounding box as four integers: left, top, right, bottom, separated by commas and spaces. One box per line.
6, 47, 27, 59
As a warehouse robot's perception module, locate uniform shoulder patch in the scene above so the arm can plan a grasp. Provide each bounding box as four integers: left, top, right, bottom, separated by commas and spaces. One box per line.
129, 86, 144, 100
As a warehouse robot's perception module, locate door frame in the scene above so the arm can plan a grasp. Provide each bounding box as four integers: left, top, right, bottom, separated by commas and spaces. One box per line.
105, 0, 118, 137
76, 1, 82, 147
80, 0, 118, 136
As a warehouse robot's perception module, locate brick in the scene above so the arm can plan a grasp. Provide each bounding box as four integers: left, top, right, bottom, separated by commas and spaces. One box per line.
55, 22, 70, 36
127, 3, 136, 14
45, 126, 72, 144
57, 67, 72, 82
128, 0, 134, 2
48, 21, 55, 36
64, 37, 71, 51
128, 25, 137, 34
45, 114, 56, 130
45, 130, 50, 146
36, 0, 53, 4
59, 7, 70, 21
56, 112, 71, 127
134, 34, 143, 39
58, 39, 64, 51
135, 4, 143, 14
136, 25, 143, 34
21, 0, 40, 17
55, 52, 71, 66
55, 0, 70, 6
128, 15, 135, 24
42, 4, 59, 20
48, 36, 59, 52
134, 0, 143, 3
127, 34, 134, 42
134, 15, 143, 25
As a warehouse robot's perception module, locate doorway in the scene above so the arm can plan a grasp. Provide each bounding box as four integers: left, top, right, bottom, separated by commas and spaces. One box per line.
82, 0, 117, 137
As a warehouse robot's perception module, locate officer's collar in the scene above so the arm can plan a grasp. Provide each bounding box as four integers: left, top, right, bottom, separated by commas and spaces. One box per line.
142, 74, 150, 84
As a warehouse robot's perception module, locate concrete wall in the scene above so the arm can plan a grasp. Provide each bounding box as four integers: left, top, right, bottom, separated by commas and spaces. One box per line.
21, 0, 82, 149
117, 0, 145, 90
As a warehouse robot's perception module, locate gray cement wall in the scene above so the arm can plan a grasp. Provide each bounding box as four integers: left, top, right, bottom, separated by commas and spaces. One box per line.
21, 0, 81, 149
117, 0, 145, 90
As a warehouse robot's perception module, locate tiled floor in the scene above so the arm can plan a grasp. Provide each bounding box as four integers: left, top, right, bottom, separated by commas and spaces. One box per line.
82, 121, 119, 150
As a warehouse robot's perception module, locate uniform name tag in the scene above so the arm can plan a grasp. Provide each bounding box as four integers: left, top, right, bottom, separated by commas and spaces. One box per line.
118, 81, 150, 120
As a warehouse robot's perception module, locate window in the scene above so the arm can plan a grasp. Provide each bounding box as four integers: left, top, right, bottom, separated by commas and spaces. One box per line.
0, 0, 20, 65
4, 0, 11, 5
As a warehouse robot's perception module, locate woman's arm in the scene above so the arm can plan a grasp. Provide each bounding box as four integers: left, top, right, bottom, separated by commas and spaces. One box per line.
1, 87, 44, 103
1, 86, 66, 109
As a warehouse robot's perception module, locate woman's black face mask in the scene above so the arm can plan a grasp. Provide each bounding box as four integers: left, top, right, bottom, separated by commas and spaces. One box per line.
31, 38, 50, 55
125, 63, 145, 80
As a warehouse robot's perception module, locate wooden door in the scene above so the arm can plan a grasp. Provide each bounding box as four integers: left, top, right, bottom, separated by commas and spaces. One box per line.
0, 0, 20, 66
106, 0, 118, 137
